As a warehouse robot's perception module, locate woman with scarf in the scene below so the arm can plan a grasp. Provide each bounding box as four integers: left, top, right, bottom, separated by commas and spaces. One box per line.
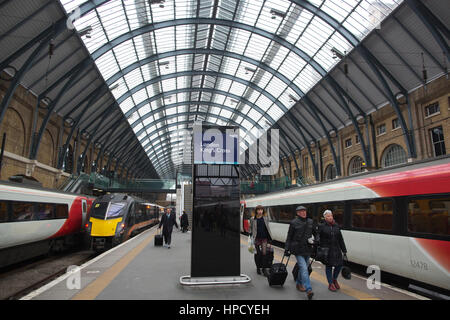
317, 209, 348, 292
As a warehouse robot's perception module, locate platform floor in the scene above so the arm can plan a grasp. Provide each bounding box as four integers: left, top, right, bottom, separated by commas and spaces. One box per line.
23, 226, 428, 300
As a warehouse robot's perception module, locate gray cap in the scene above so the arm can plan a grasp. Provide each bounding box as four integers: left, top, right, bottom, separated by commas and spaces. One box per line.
296, 205, 307, 211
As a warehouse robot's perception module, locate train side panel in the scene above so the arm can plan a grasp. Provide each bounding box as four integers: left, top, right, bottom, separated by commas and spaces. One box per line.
0, 220, 65, 250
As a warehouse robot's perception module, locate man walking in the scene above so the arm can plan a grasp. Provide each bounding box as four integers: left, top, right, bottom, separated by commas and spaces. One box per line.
284, 205, 315, 300
158, 207, 179, 248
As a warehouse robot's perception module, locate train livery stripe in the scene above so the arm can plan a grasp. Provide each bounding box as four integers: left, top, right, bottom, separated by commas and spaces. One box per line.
355, 163, 450, 197
413, 238, 450, 274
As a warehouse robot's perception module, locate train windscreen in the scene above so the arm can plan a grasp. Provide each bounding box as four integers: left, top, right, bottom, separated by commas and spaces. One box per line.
91, 202, 127, 220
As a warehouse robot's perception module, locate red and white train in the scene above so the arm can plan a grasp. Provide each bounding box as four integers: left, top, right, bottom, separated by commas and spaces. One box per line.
241, 158, 450, 292
0, 180, 95, 268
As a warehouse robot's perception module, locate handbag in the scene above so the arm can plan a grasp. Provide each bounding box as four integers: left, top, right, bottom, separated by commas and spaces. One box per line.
248, 235, 255, 254
316, 246, 329, 265
341, 254, 352, 280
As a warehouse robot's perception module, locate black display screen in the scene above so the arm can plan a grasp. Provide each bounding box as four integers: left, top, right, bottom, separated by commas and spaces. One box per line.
191, 164, 240, 277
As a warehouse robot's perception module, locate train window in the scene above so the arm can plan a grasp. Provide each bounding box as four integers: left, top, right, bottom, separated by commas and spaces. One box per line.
0, 201, 7, 222
274, 204, 314, 223
91, 202, 108, 219
277, 205, 296, 223
407, 196, 450, 235
318, 203, 345, 225
11, 202, 35, 221
55, 204, 69, 219
351, 199, 393, 231
36, 203, 55, 220
106, 202, 126, 219
268, 206, 279, 221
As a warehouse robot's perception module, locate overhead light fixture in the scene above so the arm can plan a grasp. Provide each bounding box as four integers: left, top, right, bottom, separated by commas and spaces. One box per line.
270, 8, 286, 19
78, 26, 93, 38
331, 47, 345, 60
109, 83, 120, 91
149, 0, 165, 7
244, 67, 256, 75
288, 94, 297, 103
158, 61, 169, 69
356, 114, 365, 124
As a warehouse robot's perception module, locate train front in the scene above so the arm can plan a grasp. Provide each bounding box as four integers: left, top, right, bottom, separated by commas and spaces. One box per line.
86, 194, 130, 251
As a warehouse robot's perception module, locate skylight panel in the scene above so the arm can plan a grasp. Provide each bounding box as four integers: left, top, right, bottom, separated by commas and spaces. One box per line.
114, 39, 138, 69
228, 29, 251, 55
238, 0, 262, 26
124, 68, 144, 90
138, 104, 151, 116
96, 51, 120, 80
229, 82, 247, 97
244, 34, 271, 61
120, 96, 134, 114
97, 0, 128, 40
155, 27, 176, 53
132, 88, 148, 105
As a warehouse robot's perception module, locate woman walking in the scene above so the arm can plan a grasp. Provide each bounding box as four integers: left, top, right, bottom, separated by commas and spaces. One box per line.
250, 205, 273, 276
317, 210, 348, 292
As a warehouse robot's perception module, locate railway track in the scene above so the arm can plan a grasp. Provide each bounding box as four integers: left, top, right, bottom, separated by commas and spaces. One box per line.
0, 250, 97, 300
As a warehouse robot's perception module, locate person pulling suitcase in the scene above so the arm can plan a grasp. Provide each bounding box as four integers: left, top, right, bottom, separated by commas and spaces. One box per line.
250, 205, 273, 276
284, 205, 316, 300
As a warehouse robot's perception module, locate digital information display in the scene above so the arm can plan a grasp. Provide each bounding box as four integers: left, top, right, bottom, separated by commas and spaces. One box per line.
193, 124, 239, 165
190, 125, 241, 278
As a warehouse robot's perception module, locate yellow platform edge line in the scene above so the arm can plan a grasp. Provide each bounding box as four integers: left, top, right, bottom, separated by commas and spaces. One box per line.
72, 229, 157, 300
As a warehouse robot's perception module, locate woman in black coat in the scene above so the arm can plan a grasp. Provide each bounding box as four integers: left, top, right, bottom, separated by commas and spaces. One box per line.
317, 210, 347, 292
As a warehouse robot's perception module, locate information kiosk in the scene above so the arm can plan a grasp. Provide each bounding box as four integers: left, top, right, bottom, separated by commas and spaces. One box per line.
180, 124, 251, 285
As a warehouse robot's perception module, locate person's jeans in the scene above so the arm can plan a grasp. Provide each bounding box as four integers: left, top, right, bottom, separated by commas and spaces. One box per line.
295, 255, 312, 291
325, 265, 342, 284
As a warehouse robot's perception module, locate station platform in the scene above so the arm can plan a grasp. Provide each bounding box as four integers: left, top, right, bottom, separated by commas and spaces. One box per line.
23, 226, 428, 301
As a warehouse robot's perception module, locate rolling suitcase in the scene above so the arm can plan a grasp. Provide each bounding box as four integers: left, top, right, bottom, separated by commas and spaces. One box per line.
267, 254, 290, 286
154, 229, 163, 246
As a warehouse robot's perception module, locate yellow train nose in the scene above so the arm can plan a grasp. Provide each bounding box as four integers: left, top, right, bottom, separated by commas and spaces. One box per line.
90, 217, 122, 237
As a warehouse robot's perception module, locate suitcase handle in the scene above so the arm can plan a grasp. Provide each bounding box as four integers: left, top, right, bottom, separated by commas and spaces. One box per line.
280, 253, 291, 266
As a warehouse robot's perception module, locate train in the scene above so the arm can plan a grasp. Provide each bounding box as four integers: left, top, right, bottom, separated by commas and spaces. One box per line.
86, 193, 164, 252
240, 157, 450, 292
0, 179, 95, 268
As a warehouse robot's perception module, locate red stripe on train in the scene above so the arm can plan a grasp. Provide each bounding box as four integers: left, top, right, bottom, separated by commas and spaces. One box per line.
415, 238, 450, 273
355, 163, 450, 197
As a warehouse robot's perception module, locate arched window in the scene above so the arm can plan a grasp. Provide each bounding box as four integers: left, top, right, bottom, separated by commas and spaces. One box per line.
324, 164, 336, 181
63, 145, 74, 174
381, 144, 407, 168
0, 108, 25, 156
37, 129, 54, 167
349, 156, 364, 175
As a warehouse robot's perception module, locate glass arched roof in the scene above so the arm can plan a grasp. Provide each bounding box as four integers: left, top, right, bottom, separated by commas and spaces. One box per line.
59, 0, 403, 178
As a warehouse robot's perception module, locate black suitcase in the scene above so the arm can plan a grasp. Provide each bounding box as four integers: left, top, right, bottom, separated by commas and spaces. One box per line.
154, 231, 163, 246
267, 254, 290, 286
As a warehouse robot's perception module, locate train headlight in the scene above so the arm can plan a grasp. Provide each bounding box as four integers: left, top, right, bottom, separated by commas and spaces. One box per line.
115, 221, 125, 236
85, 222, 92, 233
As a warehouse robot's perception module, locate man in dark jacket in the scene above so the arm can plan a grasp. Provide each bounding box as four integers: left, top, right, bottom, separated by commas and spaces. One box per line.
158, 208, 179, 248
285, 205, 315, 300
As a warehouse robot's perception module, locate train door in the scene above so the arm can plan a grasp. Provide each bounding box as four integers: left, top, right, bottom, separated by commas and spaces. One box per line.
81, 199, 88, 229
